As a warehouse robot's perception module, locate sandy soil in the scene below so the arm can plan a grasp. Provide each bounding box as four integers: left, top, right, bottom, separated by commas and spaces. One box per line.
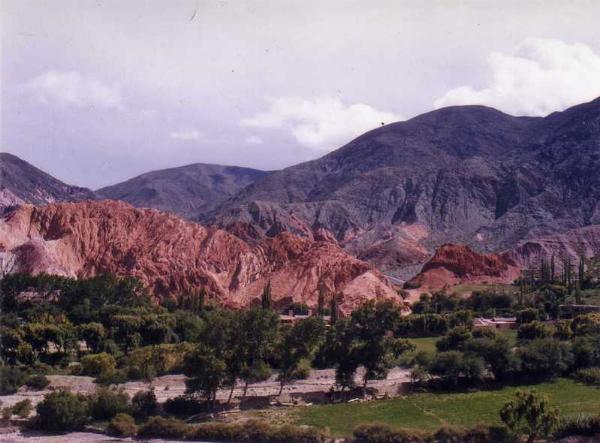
0, 367, 411, 411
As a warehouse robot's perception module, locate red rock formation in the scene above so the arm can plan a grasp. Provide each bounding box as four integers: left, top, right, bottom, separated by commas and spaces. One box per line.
406, 244, 521, 292
0, 200, 398, 313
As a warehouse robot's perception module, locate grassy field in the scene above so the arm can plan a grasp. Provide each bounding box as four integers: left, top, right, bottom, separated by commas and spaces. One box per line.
409, 329, 517, 354
289, 379, 600, 437
451, 283, 516, 297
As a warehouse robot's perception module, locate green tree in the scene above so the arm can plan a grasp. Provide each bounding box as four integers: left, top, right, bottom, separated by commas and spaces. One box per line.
261, 281, 272, 310
35, 390, 90, 432
77, 322, 105, 353
500, 390, 560, 443
317, 285, 326, 317
237, 309, 279, 399
277, 317, 325, 395
183, 344, 228, 409
336, 300, 413, 396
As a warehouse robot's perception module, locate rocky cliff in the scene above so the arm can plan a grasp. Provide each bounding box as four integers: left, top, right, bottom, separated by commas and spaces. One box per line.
0, 200, 398, 312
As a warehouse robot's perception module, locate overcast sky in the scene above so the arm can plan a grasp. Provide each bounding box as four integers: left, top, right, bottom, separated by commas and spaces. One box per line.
2, 0, 600, 189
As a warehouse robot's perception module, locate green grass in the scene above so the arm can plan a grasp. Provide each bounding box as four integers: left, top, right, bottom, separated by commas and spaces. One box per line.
409, 330, 517, 354
451, 283, 516, 297
290, 379, 600, 437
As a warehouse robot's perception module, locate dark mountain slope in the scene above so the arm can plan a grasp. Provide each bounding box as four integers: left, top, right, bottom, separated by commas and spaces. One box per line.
210, 100, 600, 277
0, 152, 95, 209
96, 163, 267, 218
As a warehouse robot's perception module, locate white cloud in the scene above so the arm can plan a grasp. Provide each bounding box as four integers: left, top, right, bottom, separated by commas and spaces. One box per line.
241, 97, 402, 152
169, 130, 204, 141
245, 135, 263, 145
434, 38, 600, 116
25, 71, 122, 109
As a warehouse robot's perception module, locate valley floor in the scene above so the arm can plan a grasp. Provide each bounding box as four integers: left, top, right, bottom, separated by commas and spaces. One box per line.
285, 378, 600, 437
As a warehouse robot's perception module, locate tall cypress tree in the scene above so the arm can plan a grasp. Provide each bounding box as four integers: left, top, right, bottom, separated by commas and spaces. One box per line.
330, 293, 339, 325
550, 255, 555, 283
261, 281, 272, 310
579, 255, 586, 289
317, 284, 325, 317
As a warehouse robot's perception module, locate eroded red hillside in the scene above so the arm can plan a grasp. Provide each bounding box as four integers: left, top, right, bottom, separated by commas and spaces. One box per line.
0, 200, 398, 313
406, 244, 521, 292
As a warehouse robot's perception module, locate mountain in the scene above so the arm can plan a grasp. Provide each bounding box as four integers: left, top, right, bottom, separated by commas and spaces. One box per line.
0, 152, 95, 209
209, 98, 600, 277
0, 200, 397, 312
96, 163, 267, 218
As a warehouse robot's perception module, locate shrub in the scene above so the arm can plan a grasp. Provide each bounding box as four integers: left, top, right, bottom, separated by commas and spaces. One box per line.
517, 321, 553, 340
107, 413, 138, 437
0, 365, 26, 395
554, 414, 600, 438
81, 353, 116, 377
25, 374, 50, 391
353, 422, 423, 442
432, 425, 512, 443
517, 338, 573, 379
435, 327, 472, 351
163, 395, 205, 417
11, 399, 33, 418
94, 368, 127, 385
516, 308, 539, 324
131, 389, 158, 420
35, 390, 90, 432
573, 367, 600, 386
138, 416, 189, 439
193, 419, 329, 443
89, 387, 130, 421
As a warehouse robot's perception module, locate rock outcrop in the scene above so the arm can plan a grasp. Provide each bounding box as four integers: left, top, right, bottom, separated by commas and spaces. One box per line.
0, 200, 398, 312
406, 244, 521, 292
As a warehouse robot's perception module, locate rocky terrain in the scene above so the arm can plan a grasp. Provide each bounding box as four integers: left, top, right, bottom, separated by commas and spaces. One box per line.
407, 224, 600, 291
96, 163, 267, 219
208, 98, 600, 277
406, 244, 521, 292
0, 200, 397, 312
2, 98, 599, 285
0, 152, 95, 209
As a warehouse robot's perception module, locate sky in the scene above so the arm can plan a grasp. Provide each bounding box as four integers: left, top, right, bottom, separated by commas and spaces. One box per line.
2, 0, 600, 189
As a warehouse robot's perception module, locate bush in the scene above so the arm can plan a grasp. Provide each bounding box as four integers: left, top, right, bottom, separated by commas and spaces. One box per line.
89, 387, 130, 421
163, 395, 205, 417
25, 374, 50, 391
517, 338, 573, 379
432, 425, 512, 443
131, 389, 158, 420
35, 390, 90, 432
94, 368, 127, 385
554, 414, 600, 438
81, 353, 116, 377
138, 417, 330, 442
0, 365, 26, 395
107, 413, 138, 437
11, 399, 33, 418
138, 416, 189, 439
573, 367, 600, 386
353, 422, 424, 442
516, 308, 539, 324
517, 321, 553, 340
